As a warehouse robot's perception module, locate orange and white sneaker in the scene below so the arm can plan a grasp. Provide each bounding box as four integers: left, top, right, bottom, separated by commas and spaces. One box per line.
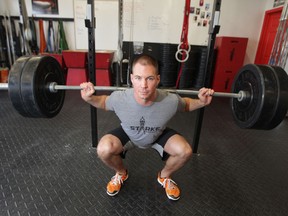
106, 170, 128, 196
157, 172, 180, 200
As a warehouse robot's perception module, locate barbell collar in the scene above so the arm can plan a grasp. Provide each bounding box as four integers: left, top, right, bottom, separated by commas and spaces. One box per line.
48, 82, 245, 101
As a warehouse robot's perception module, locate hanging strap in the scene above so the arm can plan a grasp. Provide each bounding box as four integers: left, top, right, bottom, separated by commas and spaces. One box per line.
58, 21, 69, 53
175, 0, 191, 88
39, 19, 47, 53
6, 13, 16, 64
3, 16, 12, 67
47, 20, 55, 53
18, 0, 32, 55
29, 16, 39, 54
180, 0, 191, 53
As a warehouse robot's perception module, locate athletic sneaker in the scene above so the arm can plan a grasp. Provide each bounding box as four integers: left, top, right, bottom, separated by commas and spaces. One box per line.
106, 170, 128, 196
157, 172, 180, 200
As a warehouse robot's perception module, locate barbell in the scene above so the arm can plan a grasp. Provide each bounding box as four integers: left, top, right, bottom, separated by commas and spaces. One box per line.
0, 55, 288, 130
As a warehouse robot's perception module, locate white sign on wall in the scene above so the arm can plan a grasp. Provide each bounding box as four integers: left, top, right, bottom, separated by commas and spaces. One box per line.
73, 0, 118, 50
73, 0, 214, 50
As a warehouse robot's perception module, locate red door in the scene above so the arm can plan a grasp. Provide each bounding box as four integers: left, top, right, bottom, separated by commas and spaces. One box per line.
254, 7, 283, 64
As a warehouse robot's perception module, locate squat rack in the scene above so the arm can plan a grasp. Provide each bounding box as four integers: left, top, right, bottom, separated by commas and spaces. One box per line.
85, 0, 222, 152
193, 0, 221, 153
85, 0, 97, 147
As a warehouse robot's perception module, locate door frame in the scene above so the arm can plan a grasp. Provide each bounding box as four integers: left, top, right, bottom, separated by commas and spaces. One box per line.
254, 6, 283, 64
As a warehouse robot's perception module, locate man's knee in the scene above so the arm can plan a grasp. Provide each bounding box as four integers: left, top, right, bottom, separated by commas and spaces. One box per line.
97, 134, 123, 158
183, 144, 192, 160
165, 135, 192, 159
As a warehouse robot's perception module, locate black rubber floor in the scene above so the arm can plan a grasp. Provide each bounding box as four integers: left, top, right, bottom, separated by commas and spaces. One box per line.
1, 90, 288, 216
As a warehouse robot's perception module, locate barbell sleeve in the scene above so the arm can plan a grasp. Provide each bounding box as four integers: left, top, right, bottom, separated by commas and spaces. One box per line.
48, 82, 246, 101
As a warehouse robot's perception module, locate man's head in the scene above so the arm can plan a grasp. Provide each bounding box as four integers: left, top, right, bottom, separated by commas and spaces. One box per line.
130, 54, 160, 103
131, 54, 159, 75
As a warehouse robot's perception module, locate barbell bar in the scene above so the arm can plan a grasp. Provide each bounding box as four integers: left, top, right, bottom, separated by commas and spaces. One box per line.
0, 81, 246, 100
47, 82, 247, 101
0, 78, 247, 101
1, 55, 288, 130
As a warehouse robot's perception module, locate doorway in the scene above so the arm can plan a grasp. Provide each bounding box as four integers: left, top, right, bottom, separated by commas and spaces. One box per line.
254, 6, 283, 64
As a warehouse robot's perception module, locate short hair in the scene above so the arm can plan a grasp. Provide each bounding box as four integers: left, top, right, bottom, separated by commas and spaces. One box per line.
131, 54, 159, 74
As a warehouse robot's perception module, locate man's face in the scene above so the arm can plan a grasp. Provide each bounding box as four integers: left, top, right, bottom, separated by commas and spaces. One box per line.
130, 63, 160, 102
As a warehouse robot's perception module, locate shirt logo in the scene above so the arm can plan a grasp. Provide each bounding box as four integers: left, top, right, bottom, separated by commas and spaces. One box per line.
130, 116, 161, 134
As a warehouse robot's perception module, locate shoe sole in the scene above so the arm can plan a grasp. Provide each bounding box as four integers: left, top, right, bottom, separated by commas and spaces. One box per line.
107, 190, 119, 196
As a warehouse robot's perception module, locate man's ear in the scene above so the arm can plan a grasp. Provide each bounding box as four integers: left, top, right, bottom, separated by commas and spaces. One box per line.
157, 75, 160, 85
130, 73, 134, 85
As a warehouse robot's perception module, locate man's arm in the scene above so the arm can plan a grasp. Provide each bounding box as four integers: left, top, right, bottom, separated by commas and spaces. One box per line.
182, 88, 214, 112
80, 82, 108, 110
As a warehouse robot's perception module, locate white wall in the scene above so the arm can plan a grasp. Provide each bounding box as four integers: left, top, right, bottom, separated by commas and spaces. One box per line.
73, 0, 215, 50
0, 0, 280, 64
218, 0, 275, 64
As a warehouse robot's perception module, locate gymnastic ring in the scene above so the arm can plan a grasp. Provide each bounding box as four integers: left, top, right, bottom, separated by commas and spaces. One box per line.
175, 49, 189, 63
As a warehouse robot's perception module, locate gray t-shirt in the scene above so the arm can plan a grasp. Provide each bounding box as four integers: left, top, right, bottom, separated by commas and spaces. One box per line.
106, 89, 186, 148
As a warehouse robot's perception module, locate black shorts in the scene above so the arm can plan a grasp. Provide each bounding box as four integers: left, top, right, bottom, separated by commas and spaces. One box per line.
107, 127, 179, 161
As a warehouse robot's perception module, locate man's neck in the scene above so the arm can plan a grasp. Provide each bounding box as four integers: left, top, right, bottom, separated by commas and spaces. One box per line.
134, 90, 158, 106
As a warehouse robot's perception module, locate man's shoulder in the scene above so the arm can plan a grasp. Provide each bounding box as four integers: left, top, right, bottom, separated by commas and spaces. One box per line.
111, 88, 133, 97
157, 89, 180, 100
107, 88, 133, 104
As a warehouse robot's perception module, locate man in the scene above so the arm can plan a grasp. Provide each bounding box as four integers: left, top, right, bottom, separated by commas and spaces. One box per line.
80, 54, 214, 201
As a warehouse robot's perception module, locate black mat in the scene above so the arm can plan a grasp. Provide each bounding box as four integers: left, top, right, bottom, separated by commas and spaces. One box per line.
1, 90, 288, 216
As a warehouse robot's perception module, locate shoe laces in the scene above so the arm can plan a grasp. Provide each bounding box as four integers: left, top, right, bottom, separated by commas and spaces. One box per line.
110, 173, 124, 185
162, 178, 177, 190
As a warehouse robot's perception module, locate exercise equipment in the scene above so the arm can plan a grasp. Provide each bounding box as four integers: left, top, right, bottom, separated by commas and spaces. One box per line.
39, 19, 47, 53
269, 1, 288, 67
7, 55, 65, 118
0, 55, 287, 130
175, 0, 191, 63
18, 0, 32, 55
231, 64, 288, 130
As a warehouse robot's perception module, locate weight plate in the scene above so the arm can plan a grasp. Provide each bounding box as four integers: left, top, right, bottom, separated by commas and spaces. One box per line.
263, 65, 288, 129
250, 65, 279, 129
231, 64, 280, 129
8, 56, 32, 117
20, 55, 65, 118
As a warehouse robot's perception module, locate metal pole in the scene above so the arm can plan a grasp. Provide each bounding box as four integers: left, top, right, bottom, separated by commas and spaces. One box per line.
85, 0, 97, 147
192, 0, 221, 153
50, 84, 243, 100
